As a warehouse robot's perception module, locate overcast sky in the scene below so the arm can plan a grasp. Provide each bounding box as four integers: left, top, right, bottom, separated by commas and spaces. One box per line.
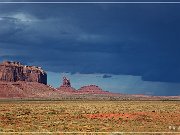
0, 0, 180, 95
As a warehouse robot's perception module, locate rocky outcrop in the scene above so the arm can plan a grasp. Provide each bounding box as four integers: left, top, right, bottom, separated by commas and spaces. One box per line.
57, 77, 76, 92
0, 61, 47, 84
57, 77, 111, 94
62, 76, 71, 87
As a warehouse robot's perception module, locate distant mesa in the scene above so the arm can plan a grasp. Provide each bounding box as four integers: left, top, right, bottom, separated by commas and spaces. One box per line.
57, 76, 110, 94
0, 61, 47, 85
0, 60, 109, 95
78, 85, 103, 92
0, 61, 178, 100
78, 85, 110, 94
0, 60, 106, 95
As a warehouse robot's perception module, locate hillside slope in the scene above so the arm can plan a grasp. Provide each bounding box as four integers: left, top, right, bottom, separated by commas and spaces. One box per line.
0, 81, 59, 99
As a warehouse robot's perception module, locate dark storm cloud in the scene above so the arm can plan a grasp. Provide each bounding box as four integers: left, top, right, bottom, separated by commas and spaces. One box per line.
102, 74, 112, 78
1, 3, 180, 85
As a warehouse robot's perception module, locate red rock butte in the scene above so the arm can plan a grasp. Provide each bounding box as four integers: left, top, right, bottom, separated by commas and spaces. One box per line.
57, 76, 111, 94
57, 76, 76, 93
0, 61, 47, 85
0, 61, 179, 100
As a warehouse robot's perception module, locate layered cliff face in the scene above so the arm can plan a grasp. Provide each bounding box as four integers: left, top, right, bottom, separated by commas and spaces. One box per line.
0, 61, 47, 84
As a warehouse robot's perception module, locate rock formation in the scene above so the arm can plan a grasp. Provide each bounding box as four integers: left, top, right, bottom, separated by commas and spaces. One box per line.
0, 69, 179, 100
62, 76, 71, 87
0, 81, 59, 99
0, 61, 47, 84
57, 76, 76, 93
78, 85, 110, 94
57, 77, 111, 94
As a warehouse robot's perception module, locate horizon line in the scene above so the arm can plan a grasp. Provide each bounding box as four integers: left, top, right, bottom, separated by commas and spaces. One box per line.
0, 1, 180, 4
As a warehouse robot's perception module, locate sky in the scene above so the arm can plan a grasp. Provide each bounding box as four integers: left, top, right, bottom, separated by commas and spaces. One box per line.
0, 0, 180, 96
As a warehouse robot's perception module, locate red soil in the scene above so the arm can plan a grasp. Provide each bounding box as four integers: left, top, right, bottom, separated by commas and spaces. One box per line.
85, 113, 135, 119
84, 111, 180, 121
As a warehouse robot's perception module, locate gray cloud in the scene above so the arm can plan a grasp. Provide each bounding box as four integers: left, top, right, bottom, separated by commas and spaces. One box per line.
102, 74, 112, 78
0, 3, 180, 86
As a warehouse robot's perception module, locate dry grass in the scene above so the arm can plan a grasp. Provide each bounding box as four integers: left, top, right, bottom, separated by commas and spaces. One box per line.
0, 101, 179, 133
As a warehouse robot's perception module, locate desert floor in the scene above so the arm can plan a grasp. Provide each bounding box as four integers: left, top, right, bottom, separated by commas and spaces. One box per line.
0, 101, 179, 134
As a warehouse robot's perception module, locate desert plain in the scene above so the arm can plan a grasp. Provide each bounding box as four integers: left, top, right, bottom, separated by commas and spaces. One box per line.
0, 100, 179, 134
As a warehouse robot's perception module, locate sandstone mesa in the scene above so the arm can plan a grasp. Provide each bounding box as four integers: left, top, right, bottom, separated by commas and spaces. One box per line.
0, 61, 179, 100
0, 61, 47, 85
0, 60, 112, 98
